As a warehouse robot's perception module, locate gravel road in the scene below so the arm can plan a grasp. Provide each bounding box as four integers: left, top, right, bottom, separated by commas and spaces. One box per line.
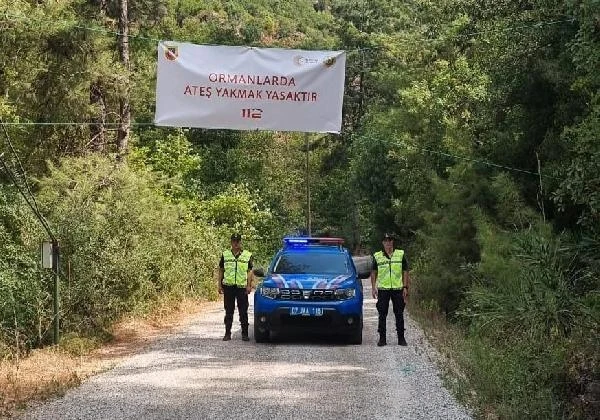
21, 282, 472, 420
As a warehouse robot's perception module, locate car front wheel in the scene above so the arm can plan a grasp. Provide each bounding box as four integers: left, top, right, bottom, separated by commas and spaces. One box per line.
254, 319, 270, 343
348, 321, 363, 345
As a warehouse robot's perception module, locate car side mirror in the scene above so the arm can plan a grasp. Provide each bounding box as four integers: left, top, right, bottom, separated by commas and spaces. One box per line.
352, 256, 372, 279
253, 267, 265, 277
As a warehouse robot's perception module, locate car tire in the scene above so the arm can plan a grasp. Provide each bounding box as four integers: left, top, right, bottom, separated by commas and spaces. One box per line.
349, 321, 363, 345
254, 322, 270, 343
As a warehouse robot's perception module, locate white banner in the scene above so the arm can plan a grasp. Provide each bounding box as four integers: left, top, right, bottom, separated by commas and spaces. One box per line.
154, 42, 346, 133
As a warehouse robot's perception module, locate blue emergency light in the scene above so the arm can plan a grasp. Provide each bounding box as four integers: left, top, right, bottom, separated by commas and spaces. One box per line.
282, 237, 344, 246
285, 238, 309, 244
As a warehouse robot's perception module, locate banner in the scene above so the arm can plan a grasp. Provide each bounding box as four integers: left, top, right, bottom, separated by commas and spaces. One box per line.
154, 42, 346, 133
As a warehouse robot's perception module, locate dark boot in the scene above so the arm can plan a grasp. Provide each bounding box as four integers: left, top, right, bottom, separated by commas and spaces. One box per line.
377, 334, 387, 347
241, 326, 249, 341
241, 332, 249, 341
223, 327, 232, 341
398, 334, 407, 346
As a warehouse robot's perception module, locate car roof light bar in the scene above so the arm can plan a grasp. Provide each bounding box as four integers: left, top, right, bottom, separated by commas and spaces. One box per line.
316, 237, 345, 245
285, 238, 309, 244
283, 237, 345, 246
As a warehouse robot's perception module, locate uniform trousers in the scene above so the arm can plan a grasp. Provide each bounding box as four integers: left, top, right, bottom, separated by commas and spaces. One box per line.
376, 288, 405, 336
223, 285, 249, 332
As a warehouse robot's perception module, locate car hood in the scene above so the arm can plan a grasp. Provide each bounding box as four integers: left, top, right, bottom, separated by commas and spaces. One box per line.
263, 273, 354, 289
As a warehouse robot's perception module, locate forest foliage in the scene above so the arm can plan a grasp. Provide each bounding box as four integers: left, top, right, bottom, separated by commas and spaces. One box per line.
1, 0, 598, 418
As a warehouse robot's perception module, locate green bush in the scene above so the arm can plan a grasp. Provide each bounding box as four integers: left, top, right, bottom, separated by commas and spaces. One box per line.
199, 183, 284, 268
36, 155, 221, 335
461, 225, 591, 342
59, 332, 102, 356
413, 167, 599, 418
1, 150, 294, 355
413, 168, 483, 316
455, 335, 567, 419
455, 221, 599, 418
0, 184, 52, 353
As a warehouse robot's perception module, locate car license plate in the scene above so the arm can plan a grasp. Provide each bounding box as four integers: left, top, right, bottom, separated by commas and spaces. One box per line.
289, 307, 324, 316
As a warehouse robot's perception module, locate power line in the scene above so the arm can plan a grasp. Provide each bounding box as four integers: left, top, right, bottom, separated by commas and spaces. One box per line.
455, 18, 575, 39
0, 13, 577, 49
0, 122, 155, 126
0, 118, 44, 217
2, 12, 346, 48
355, 134, 559, 180
414, 145, 560, 180
0, 10, 574, 182
0, 119, 57, 241
0, 153, 55, 241
1, 120, 562, 180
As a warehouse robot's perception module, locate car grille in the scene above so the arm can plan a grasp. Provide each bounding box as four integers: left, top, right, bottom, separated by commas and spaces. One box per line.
277, 288, 338, 300
280, 313, 333, 326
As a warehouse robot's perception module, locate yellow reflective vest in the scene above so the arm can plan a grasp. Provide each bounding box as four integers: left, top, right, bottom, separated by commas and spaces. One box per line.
374, 249, 405, 289
222, 249, 252, 287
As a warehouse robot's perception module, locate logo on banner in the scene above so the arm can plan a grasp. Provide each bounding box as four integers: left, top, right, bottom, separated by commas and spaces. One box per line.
323, 56, 336, 67
293, 55, 319, 66
165, 45, 179, 61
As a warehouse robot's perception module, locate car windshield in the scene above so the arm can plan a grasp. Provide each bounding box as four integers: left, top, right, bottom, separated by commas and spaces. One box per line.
273, 252, 349, 274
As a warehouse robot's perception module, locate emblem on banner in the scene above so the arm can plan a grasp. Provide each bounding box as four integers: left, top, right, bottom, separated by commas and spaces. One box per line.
165, 45, 179, 61
323, 56, 336, 67
293, 55, 318, 66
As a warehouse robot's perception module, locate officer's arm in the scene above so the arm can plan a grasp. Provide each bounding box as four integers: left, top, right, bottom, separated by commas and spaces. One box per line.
370, 255, 378, 289
402, 256, 410, 290
246, 256, 254, 289
370, 269, 377, 287
246, 269, 253, 288
370, 268, 378, 299
218, 255, 224, 289
247, 271, 254, 290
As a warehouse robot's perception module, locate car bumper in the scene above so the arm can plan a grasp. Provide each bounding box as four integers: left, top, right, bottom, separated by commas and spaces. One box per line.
254, 306, 362, 335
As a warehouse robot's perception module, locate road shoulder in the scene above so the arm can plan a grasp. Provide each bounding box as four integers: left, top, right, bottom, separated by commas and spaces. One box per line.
0, 299, 219, 418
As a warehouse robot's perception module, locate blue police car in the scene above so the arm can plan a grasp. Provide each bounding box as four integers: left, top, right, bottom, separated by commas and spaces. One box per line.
254, 237, 366, 344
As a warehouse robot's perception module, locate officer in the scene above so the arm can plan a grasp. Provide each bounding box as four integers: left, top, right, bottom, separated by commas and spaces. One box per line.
218, 233, 253, 341
370, 232, 410, 346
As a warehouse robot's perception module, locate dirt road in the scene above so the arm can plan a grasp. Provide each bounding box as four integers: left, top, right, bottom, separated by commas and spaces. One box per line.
21, 283, 471, 420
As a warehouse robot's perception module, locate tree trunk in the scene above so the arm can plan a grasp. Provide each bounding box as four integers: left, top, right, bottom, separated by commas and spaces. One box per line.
89, 80, 106, 152
117, 0, 130, 156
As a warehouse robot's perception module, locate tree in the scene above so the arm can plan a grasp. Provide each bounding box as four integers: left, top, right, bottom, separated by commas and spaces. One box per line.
117, 0, 131, 155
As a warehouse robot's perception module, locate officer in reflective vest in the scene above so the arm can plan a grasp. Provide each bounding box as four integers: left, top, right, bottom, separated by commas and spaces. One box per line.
370, 232, 410, 346
218, 233, 253, 341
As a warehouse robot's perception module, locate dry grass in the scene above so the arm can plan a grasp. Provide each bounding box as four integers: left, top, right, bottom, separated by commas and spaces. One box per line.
0, 298, 217, 418
409, 304, 499, 420
408, 304, 488, 418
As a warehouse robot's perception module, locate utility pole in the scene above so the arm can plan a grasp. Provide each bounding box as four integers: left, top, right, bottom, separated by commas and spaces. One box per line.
305, 133, 312, 236
52, 240, 60, 344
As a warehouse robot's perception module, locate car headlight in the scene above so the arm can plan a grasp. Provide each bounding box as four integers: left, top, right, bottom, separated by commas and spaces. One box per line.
334, 288, 356, 299
259, 287, 280, 299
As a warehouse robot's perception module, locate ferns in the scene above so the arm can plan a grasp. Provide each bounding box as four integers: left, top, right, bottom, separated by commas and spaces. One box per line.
462, 231, 592, 341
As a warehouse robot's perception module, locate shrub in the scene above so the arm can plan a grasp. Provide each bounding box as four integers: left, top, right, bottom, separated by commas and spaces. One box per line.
0, 184, 52, 353
36, 155, 221, 335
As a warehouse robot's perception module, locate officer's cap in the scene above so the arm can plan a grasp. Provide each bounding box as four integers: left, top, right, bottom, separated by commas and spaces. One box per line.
382, 232, 395, 241
231, 233, 242, 241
